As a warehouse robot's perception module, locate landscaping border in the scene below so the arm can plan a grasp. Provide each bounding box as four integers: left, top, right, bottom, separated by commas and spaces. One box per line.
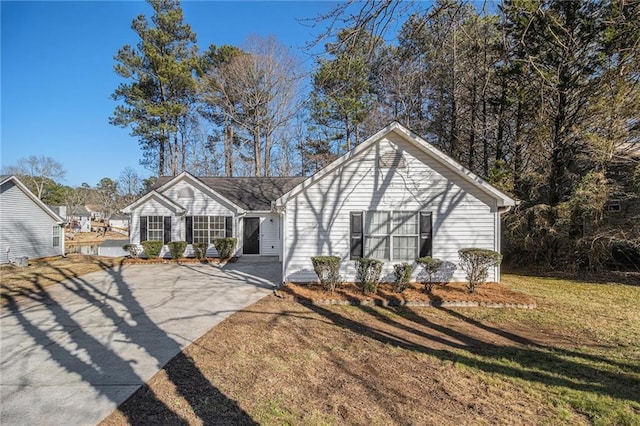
122, 257, 238, 265
275, 291, 536, 309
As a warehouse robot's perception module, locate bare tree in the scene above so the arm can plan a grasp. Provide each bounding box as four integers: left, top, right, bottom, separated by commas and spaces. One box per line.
203, 35, 303, 176
118, 167, 143, 205
3, 155, 66, 199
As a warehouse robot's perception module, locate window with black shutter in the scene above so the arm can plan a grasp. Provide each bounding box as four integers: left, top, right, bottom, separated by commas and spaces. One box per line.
225, 216, 233, 237
350, 212, 363, 259
419, 212, 432, 257
140, 216, 148, 242
185, 216, 193, 244
163, 216, 171, 244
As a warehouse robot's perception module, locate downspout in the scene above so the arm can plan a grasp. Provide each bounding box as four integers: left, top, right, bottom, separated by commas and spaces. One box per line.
496, 204, 514, 282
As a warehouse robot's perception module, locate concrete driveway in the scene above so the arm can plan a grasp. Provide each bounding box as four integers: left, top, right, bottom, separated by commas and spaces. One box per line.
0, 257, 278, 425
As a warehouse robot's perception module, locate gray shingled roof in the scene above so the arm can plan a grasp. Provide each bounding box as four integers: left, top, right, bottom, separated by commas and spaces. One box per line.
152, 176, 306, 211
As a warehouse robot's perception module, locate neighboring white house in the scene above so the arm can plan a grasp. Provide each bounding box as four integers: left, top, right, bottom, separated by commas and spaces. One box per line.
48, 205, 92, 233
108, 214, 129, 231
0, 175, 65, 264
123, 122, 516, 282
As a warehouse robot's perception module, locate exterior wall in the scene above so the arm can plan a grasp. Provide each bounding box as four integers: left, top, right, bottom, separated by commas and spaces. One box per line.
283, 135, 499, 283
260, 213, 281, 256
0, 180, 64, 263
130, 180, 237, 258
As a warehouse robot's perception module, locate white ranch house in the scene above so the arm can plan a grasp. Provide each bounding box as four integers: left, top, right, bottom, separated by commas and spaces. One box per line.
0, 175, 65, 264
123, 122, 516, 283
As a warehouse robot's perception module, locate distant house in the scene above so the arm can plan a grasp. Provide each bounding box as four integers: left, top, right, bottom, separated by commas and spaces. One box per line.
123, 122, 516, 282
108, 214, 129, 234
0, 175, 65, 264
48, 205, 91, 233
84, 204, 105, 221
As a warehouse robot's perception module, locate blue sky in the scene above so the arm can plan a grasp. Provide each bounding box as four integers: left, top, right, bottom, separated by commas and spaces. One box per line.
1, 1, 337, 187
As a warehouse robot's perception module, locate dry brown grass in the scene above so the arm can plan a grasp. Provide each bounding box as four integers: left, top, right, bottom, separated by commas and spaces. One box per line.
66, 230, 128, 244
100, 274, 640, 425
0, 254, 123, 303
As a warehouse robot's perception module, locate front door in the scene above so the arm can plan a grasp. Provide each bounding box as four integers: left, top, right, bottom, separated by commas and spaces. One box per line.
243, 217, 260, 255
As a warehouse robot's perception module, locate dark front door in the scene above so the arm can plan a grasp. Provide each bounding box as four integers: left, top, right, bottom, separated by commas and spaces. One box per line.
243, 217, 260, 255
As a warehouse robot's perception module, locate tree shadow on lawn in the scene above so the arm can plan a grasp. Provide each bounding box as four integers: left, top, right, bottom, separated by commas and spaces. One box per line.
1, 260, 256, 425
302, 302, 640, 405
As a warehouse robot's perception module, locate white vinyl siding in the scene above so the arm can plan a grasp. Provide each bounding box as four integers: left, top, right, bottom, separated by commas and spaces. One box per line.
0, 179, 64, 263
283, 134, 498, 283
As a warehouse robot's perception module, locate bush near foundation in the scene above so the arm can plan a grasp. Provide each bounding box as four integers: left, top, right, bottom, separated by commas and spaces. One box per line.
458, 248, 502, 293
168, 241, 187, 259
141, 240, 163, 258
311, 256, 341, 291
355, 258, 383, 294
213, 237, 237, 259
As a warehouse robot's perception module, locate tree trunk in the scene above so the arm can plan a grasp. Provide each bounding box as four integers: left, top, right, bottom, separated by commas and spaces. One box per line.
254, 128, 262, 177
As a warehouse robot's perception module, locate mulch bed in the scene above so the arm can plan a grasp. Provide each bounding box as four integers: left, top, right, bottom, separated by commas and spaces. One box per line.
278, 281, 536, 308
122, 257, 238, 265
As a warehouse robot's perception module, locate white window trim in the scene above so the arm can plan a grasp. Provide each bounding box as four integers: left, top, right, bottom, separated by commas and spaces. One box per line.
52, 225, 61, 248
147, 216, 164, 242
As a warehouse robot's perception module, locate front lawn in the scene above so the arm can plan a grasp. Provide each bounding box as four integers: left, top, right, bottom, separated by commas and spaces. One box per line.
1, 254, 123, 304
101, 273, 640, 425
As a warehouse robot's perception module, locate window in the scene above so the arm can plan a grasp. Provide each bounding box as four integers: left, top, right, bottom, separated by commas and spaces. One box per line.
392, 211, 418, 260
192, 216, 226, 244
147, 216, 164, 241
52, 226, 61, 247
358, 211, 422, 261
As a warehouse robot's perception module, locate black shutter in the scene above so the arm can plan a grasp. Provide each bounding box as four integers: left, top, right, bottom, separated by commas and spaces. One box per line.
140, 216, 147, 242
163, 216, 171, 244
350, 212, 363, 259
185, 216, 193, 244
419, 212, 432, 257
225, 216, 233, 237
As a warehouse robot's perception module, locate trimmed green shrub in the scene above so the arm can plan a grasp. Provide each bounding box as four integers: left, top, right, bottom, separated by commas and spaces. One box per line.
141, 240, 163, 258
416, 257, 444, 292
122, 243, 141, 258
392, 262, 413, 293
311, 256, 341, 292
168, 241, 187, 260
458, 248, 502, 293
213, 237, 237, 259
193, 242, 209, 259
355, 258, 383, 294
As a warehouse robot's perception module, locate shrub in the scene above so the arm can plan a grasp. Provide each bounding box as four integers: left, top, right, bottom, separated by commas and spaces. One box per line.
392, 262, 413, 293
141, 240, 163, 258
458, 248, 502, 293
310, 256, 341, 291
193, 242, 209, 259
213, 237, 237, 259
355, 258, 383, 294
168, 241, 187, 260
416, 257, 444, 292
122, 243, 142, 258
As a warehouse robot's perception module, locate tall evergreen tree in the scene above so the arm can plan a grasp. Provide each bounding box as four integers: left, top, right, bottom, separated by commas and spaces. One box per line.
110, 0, 199, 177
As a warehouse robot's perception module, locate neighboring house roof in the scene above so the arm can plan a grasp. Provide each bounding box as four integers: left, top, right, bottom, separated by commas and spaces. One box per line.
0, 175, 64, 223
275, 121, 517, 208
109, 214, 129, 221
151, 175, 305, 211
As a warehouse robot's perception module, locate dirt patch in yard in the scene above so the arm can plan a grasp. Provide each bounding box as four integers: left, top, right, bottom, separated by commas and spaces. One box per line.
66, 230, 128, 244
280, 281, 536, 307
101, 294, 605, 426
